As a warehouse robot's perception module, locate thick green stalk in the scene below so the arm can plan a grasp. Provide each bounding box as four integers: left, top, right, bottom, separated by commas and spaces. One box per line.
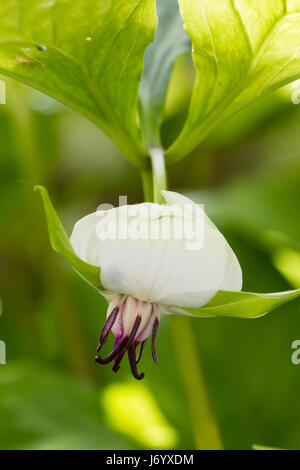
141, 169, 154, 202
145, 147, 223, 450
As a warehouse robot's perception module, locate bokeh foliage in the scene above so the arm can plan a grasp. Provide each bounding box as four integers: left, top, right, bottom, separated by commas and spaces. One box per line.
1, 73, 300, 449
0, 1, 300, 451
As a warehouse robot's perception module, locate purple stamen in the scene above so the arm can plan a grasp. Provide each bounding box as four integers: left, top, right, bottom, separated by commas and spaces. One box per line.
151, 317, 159, 364
136, 340, 146, 364
94, 297, 160, 380
128, 343, 145, 380
95, 337, 124, 364
96, 315, 141, 368
97, 306, 119, 352
127, 315, 145, 380
113, 316, 143, 373
112, 338, 129, 372
112, 316, 142, 373
128, 315, 142, 345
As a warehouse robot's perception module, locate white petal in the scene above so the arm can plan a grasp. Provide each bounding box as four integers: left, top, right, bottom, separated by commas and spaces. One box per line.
161, 190, 242, 299
70, 192, 242, 309
70, 212, 104, 267
221, 244, 243, 292
161, 190, 191, 207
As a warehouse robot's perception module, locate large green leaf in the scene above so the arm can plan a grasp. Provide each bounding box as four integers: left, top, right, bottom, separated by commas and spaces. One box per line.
170, 288, 300, 318
0, 0, 157, 168
166, 0, 300, 163
35, 185, 103, 291
139, 0, 190, 148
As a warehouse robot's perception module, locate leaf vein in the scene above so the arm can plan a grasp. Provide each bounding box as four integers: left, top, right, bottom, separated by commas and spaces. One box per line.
231, 0, 253, 57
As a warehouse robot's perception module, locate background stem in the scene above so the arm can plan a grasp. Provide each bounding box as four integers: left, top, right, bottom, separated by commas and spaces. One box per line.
169, 315, 223, 449
145, 147, 223, 449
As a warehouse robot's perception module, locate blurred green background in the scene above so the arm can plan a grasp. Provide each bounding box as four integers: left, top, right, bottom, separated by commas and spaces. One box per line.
1, 56, 300, 450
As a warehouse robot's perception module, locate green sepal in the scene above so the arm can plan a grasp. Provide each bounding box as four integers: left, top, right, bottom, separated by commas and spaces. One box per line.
171, 288, 300, 318
35, 185, 104, 291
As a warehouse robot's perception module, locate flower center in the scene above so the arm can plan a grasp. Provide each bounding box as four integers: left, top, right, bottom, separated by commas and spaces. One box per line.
95, 295, 160, 380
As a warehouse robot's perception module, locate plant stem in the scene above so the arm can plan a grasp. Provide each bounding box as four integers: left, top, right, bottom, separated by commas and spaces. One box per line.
169, 315, 223, 449
145, 146, 223, 450
149, 146, 167, 204
141, 169, 154, 202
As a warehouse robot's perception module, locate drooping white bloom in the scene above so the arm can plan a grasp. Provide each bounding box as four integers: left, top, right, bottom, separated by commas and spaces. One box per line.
70, 191, 242, 379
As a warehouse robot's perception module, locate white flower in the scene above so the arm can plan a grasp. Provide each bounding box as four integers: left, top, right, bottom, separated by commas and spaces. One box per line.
70, 191, 242, 379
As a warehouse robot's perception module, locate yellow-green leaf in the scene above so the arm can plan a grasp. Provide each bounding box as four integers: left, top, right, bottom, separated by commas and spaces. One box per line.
167, 0, 300, 163
0, 0, 157, 167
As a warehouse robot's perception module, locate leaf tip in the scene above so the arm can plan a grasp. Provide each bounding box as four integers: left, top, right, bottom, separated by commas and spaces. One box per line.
34, 184, 44, 193
34, 184, 50, 206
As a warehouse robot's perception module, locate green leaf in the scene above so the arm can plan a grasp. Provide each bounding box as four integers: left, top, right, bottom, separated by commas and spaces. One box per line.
35, 185, 103, 291
0, 0, 157, 168
170, 288, 300, 318
139, 0, 190, 148
166, 0, 300, 163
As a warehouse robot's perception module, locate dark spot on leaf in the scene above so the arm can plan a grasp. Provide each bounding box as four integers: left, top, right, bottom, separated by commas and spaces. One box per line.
16, 56, 41, 67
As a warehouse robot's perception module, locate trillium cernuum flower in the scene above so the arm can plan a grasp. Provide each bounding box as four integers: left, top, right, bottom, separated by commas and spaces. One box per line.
36, 185, 300, 381
69, 190, 242, 379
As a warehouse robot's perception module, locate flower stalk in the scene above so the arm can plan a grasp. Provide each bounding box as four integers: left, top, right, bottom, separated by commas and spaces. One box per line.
149, 146, 168, 205
141, 168, 154, 202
